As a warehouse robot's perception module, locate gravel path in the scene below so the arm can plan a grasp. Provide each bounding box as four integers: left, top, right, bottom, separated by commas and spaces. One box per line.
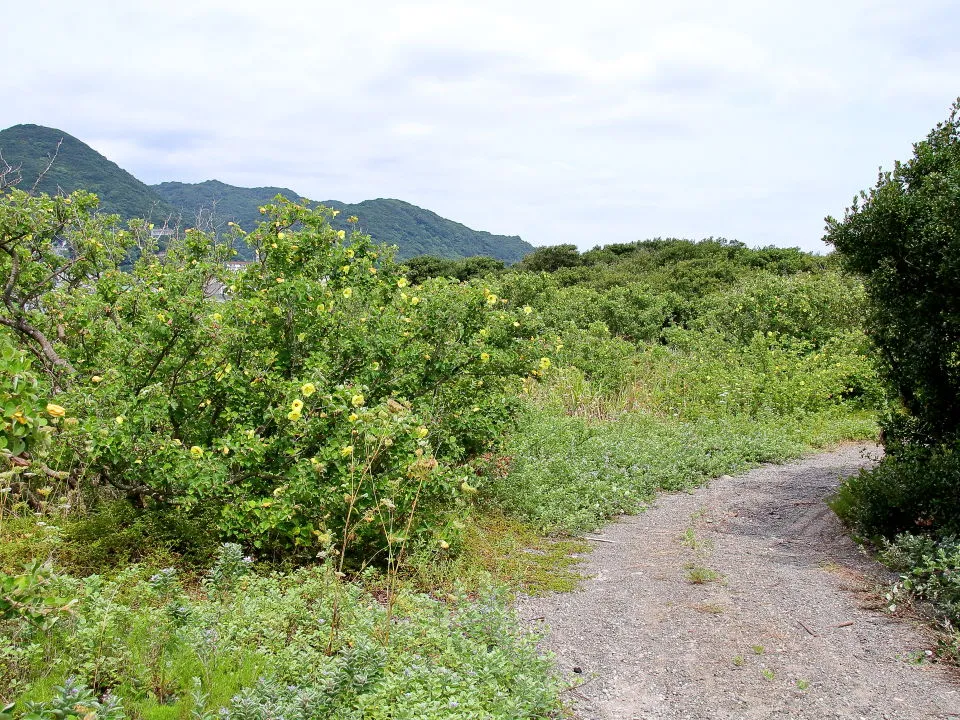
519, 444, 959, 719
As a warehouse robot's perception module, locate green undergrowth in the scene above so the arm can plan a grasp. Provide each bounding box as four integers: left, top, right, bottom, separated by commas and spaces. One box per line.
2, 547, 561, 720
486, 403, 876, 534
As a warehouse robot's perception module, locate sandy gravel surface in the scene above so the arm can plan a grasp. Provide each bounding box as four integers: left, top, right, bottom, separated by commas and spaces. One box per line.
519, 444, 960, 719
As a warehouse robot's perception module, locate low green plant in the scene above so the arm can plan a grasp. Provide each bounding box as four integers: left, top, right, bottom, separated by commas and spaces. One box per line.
685, 565, 721, 584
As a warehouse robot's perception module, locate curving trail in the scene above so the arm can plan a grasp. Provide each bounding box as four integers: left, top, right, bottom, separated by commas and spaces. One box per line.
519, 444, 959, 719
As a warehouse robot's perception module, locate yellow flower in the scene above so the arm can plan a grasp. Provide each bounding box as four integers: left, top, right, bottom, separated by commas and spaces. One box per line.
346, 248, 355, 258
438, 539, 450, 549
259, 206, 266, 214
341, 265, 351, 273
348, 412, 359, 423
372, 361, 381, 371
397, 278, 409, 288
316, 303, 326, 313
46, 403, 66, 418
523, 305, 533, 314
416, 426, 429, 438
115, 415, 125, 426
351, 394, 365, 407
460, 480, 478, 494
341, 445, 354, 457
221, 446, 230, 455
410, 296, 420, 305
348, 215, 359, 223
539, 357, 552, 370
276, 277, 285, 283
369, 267, 377, 275
301, 382, 316, 397
190, 446, 204, 458
287, 410, 302, 421
480, 352, 490, 363
486, 294, 498, 305
343, 287, 353, 299
336, 230, 346, 240
291, 399, 304, 412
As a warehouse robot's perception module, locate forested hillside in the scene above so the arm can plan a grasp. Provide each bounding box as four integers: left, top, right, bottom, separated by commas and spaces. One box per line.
0, 124, 176, 221
0, 124, 532, 262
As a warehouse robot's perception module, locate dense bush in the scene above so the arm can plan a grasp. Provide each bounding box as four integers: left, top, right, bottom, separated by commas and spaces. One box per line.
827, 99, 960, 541
0, 191, 547, 562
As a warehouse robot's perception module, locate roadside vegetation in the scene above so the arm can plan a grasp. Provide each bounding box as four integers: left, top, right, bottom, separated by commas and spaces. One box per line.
826, 100, 960, 660
0, 151, 886, 715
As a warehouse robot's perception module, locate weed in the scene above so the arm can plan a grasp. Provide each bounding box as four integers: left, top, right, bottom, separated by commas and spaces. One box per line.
685, 565, 721, 584
752, 645, 765, 655
732, 655, 745, 667
796, 679, 810, 690
761, 668, 775, 681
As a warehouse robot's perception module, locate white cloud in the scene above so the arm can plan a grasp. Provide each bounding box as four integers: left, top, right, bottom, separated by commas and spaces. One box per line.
2, 0, 958, 251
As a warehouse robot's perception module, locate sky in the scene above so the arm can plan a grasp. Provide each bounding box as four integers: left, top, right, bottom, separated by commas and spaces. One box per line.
4, 0, 958, 253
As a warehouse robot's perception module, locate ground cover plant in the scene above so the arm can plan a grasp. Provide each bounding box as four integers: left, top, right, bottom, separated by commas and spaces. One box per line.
1, 179, 883, 716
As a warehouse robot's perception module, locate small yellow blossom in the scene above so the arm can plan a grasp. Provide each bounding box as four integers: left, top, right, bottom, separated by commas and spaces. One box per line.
343, 287, 353, 298
480, 352, 490, 362
276, 277, 285, 283
301, 382, 316, 397
539, 357, 552, 370
486, 294, 498, 305
46, 403, 66, 418
523, 305, 533, 314
460, 480, 478, 494
259, 206, 266, 214
190, 446, 204, 458
221, 446, 230, 456
115, 415, 125, 426
411, 296, 420, 305
438, 539, 450, 549
351, 394, 365, 407
336, 230, 346, 240
346, 248, 355, 258
369, 267, 377, 274
397, 278, 409, 288
287, 410, 302, 421
91, 375, 103, 383
348, 412, 359, 423
416, 426, 429, 438
291, 399, 304, 412
341, 445, 354, 457
348, 215, 359, 223
372, 361, 381, 371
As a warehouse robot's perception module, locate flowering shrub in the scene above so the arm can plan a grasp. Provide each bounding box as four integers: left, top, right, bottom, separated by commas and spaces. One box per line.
0, 192, 547, 561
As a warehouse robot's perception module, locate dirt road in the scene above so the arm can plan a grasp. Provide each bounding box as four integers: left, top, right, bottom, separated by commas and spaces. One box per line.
520, 444, 959, 719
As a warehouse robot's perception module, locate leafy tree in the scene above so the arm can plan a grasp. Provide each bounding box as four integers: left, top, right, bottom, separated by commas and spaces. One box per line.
825, 99, 960, 446
516, 244, 582, 272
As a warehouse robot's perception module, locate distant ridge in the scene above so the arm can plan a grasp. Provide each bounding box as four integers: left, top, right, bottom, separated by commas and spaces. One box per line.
0, 124, 533, 263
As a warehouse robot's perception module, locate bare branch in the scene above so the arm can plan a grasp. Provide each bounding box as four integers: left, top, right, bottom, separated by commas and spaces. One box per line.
31, 138, 63, 194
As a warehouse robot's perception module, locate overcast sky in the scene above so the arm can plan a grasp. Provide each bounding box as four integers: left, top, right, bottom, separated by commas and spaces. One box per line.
4, 1, 958, 252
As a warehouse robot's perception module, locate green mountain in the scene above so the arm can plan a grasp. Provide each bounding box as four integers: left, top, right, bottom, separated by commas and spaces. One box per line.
321, 199, 532, 262
152, 180, 300, 234
153, 182, 532, 262
0, 124, 533, 263
0, 124, 176, 222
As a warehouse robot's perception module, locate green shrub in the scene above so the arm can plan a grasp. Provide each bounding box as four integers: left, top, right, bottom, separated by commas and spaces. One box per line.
832, 443, 960, 538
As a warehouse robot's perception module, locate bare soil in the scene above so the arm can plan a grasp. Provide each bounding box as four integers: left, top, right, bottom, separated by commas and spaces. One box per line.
519, 444, 960, 719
